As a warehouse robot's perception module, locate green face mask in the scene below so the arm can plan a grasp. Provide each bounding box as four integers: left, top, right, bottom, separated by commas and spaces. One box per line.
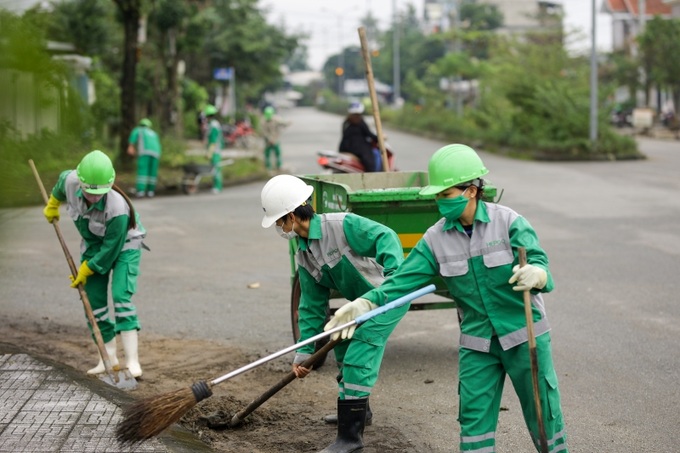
436, 189, 469, 221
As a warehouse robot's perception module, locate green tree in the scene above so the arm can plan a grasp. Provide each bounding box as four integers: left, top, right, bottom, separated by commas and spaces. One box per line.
638, 17, 680, 113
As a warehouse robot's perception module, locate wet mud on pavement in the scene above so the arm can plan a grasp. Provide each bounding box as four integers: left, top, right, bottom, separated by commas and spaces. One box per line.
1, 317, 420, 452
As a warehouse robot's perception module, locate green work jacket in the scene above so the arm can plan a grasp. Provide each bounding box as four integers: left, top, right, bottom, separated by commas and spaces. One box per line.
52, 170, 146, 275
206, 119, 224, 153
363, 201, 554, 353
128, 126, 162, 158
295, 213, 404, 356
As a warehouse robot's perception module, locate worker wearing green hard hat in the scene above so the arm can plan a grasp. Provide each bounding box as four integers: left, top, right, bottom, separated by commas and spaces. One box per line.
43, 150, 147, 378
204, 104, 224, 193
261, 105, 290, 173
127, 118, 162, 198
325, 144, 568, 452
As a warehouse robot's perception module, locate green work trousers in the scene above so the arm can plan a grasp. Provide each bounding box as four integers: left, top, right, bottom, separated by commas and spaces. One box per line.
264, 143, 282, 170
82, 249, 142, 343
211, 152, 223, 191
333, 301, 411, 400
458, 334, 568, 452
135, 155, 159, 195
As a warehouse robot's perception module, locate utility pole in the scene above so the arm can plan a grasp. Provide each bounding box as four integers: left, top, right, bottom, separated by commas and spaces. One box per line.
589, 0, 598, 146
392, 0, 401, 106
638, 0, 647, 107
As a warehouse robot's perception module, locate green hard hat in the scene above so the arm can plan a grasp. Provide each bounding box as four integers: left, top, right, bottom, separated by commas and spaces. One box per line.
139, 118, 152, 127
77, 150, 115, 195
204, 104, 218, 116
419, 144, 488, 196
263, 106, 275, 120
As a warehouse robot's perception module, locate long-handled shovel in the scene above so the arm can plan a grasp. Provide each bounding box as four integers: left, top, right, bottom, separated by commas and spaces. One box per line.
29, 159, 138, 391
229, 337, 340, 427
116, 284, 436, 443
518, 247, 548, 453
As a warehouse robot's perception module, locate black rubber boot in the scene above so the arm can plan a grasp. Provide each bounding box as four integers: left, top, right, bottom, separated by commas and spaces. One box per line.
318, 398, 368, 453
323, 399, 372, 426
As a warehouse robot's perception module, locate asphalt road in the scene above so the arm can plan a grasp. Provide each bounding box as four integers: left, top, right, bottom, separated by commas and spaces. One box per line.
2, 107, 679, 452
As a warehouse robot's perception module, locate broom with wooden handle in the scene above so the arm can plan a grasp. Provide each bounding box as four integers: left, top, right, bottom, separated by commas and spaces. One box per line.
229, 337, 340, 427
28, 159, 137, 391
116, 284, 436, 444
518, 247, 549, 453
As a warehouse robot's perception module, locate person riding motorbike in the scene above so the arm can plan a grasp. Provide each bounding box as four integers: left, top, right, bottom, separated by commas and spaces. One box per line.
338, 101, 380, 172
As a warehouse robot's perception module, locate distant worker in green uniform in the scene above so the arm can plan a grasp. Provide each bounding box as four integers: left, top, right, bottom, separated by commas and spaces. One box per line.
43, 150, 146, 378
260, 174, 405, 451
261, 106, 291, 172
326, 144, 568, 452
204, 104, 224, 194
127, 118, 162, 198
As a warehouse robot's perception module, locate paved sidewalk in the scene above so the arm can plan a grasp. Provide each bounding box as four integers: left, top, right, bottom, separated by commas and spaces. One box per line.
0, 343, 211, 453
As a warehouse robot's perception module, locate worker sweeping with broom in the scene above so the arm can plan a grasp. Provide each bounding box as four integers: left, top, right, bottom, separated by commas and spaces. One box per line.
42, 150, 146, 378
326, 144, 568, 452
260, 174, 406, 441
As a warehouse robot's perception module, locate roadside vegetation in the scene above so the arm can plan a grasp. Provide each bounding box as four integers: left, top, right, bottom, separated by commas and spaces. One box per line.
3, 1, 679, 208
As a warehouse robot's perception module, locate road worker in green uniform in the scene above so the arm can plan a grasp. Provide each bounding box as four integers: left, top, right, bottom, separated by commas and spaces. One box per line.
127, 118, 162, 198
260, 174, 405, 445
261, 106, 290, 172
43, 150, 147, 378
204, 105, 224, 194
327, 144, 568, 453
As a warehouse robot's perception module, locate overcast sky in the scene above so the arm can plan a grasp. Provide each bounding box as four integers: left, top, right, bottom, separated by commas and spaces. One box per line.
261, 0, 613, 70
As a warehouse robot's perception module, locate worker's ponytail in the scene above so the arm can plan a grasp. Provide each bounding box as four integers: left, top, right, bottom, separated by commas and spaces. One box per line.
112, 185, 137, 230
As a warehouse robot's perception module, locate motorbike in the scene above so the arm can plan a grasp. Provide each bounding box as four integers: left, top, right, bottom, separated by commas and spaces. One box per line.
317, 142, 396, 174
222, 121, 257, 148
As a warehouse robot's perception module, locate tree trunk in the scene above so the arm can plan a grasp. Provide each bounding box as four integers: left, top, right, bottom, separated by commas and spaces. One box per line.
163, 29, 182, 137
114, 0, 141, 170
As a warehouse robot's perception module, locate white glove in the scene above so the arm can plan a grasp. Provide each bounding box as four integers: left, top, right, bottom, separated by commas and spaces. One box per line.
324, 298, 378, 341
508, 264, 547, 292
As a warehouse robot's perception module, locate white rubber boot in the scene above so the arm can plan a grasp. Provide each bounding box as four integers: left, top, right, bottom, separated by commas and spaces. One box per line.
87, 338, 119, 375
121, 330, 142, 378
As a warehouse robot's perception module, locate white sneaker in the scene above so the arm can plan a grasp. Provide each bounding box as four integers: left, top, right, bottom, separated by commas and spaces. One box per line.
147, 191, 155, 198
135, 192, 146, 198
87, 338, 119, 375
211, 188, 221, 194
121, 330, 142, 378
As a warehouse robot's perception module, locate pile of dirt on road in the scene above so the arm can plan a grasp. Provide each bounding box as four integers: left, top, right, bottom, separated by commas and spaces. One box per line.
1, 318, 418, 452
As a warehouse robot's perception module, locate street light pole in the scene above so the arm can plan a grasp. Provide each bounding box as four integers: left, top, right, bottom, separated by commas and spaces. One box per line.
589, 0, 598, 146
392, 0, 401, 105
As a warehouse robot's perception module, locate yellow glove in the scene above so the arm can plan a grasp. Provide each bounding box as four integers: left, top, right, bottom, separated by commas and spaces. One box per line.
43, 194, 61, 223
70, 261, 95, 288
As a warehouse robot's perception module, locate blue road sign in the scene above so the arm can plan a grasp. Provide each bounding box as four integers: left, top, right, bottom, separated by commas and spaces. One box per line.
213, 67, 233, 81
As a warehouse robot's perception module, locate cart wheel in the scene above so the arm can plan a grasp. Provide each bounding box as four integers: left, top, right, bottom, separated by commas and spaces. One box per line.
291, 273, 330, 369
182, 174, 199, 195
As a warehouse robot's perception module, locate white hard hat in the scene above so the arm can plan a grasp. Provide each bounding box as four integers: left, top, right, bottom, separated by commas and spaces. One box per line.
261, 175, 314, 228
348, 101, 365, 114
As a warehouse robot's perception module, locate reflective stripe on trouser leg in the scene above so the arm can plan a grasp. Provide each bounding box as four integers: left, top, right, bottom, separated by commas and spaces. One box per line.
502, 334, 568, 452
83, 268, 115, 343
211, 152, 222, 190
333, 342, 349, 399
458, 341, 504, 452
110, 249, 142, 333
340, 301, 411, 400
136, 155, 151, 193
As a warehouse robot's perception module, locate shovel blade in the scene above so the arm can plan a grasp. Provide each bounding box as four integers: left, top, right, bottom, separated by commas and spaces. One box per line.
98, 368, 138, 391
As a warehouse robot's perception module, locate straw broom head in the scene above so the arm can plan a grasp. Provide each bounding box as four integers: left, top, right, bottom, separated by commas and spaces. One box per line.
116, 381, 213, 444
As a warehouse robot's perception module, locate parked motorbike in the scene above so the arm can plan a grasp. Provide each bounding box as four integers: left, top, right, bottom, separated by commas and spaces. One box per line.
317, 143, 396, 174
222, 121, 257, 148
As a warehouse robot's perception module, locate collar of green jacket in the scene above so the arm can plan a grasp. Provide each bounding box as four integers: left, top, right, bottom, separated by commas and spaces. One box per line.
297, 213, 322, 251
443, 200, 490, 232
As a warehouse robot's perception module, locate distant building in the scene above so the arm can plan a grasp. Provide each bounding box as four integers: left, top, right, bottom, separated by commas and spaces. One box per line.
423, 0, 563, 37
602, 0, 672, 52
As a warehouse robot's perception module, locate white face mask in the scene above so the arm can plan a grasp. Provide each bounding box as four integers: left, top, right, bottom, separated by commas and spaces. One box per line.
83, 192, 104, 204
276, 218, 298, 240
